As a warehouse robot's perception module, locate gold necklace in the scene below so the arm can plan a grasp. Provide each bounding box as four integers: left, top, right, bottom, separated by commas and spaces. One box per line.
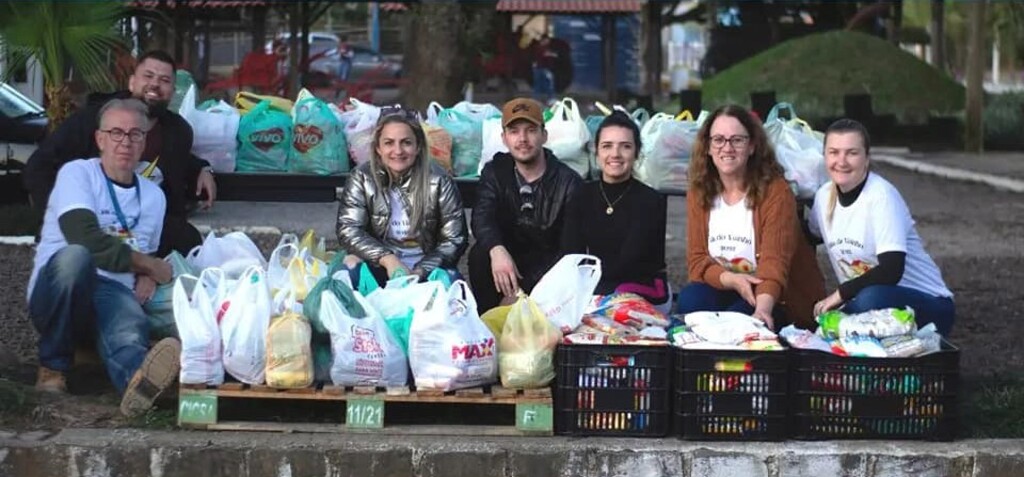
599, 180, 633, 215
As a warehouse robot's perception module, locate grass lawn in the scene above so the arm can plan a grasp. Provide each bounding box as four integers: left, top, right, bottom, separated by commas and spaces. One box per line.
700, 30, 966, 123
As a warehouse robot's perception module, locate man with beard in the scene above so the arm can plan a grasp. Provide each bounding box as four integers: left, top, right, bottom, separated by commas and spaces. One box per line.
25, 50, 216, 257
469, 97, 582, 313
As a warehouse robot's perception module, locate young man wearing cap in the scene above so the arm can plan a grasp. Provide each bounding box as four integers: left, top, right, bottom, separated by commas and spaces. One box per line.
469, 97, 583, 313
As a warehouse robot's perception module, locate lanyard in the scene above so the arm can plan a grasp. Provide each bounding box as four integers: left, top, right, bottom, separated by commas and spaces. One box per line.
103, 170, 141, 236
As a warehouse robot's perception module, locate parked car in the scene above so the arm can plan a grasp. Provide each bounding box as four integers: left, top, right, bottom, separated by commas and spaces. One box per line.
0, 83, 47, 165
269, 32, 403, 82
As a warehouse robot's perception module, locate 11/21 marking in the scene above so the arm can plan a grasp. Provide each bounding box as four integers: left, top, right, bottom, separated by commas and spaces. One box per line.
346, 398, 384, 429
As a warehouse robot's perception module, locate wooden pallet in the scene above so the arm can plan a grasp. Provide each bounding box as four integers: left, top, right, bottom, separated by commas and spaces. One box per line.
178, 383, 553, 436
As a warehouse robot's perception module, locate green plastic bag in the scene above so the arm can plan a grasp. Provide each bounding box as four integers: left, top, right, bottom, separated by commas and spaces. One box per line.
356, 262, 379, 296
237, 100, 292, 172
171, 70, 196, 113
384, 309, 413, 354
288, 94, 349, 175
427, 268, 452, 289
144, 251, 195, 339
436, 108, 483, 177
303, 276, 366, 334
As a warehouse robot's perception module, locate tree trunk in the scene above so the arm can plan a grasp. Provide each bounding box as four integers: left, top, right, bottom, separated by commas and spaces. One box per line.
45, 83, 71, 131
930, 0, 945, 72
964, 0, 986, 153
400, 3, 469, 111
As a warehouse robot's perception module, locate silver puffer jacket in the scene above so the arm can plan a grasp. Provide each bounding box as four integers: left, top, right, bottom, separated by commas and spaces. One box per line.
336, 161, 467, 273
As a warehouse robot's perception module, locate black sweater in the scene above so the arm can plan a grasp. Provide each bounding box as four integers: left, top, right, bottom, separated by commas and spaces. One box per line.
560, 177, 667, 294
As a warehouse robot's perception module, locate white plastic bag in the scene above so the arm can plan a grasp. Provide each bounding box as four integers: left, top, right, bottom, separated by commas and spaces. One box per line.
477, 115, 508, 175
545, 97, 591, 177
339, 97, 381, 166
179, 84, 241, 173
173, 269, 226, 385
186, 231, 267, 279
220, 266, 273, 384
764, 103, 828, 199
530, 254, 602, 334
408, 280, 497, 391
320, 288, 408, 387
636, 111, 703, 190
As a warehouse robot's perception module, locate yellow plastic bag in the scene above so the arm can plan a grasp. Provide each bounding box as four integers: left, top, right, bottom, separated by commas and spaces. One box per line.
299, 229, 327, 261
235, 91, 294, 115
265, 310, 313, 389
481, 305, 511, 340
499, 293, 562, 389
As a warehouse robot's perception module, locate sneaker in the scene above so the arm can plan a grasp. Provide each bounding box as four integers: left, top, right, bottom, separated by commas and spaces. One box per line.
35, 366, 67, 393
120, 338, 181, 418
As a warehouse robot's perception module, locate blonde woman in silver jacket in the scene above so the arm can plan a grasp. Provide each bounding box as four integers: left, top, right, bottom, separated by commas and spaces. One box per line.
336, 110, 468, 287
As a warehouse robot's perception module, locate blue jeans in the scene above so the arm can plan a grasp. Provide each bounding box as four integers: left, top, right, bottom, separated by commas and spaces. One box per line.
29, 245, 149, 394
338, 59, 352, 81
841, 285, 956, 336
676, 282, 755, 316
674, 282, 787, 329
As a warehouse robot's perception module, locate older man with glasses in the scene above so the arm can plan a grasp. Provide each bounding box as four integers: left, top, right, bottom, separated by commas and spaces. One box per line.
25, 50, 216, 258
468, 97, 582, 313
28, 98, 182, 418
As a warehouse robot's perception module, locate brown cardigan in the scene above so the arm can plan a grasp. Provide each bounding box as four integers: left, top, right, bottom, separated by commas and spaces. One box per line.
686, 176, 826, 328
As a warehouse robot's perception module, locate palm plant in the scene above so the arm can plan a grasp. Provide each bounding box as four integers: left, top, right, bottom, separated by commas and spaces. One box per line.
0, 1, 127, 129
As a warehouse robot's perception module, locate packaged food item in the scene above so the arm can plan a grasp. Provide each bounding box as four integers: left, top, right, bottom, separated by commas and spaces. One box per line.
581, 314, 636, 337
880, 335, 925, 358
563, 332, 611, 345
817, 307, 916, 339
589, 293, 670, 329
779, 325, 833, 353
838, 336, 887, 358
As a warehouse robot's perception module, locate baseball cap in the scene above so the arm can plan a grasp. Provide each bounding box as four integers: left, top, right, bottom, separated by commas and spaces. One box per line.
501, 97, 544, 128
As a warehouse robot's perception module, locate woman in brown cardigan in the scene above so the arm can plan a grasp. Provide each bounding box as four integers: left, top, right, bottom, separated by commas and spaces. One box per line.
677, 105, 825, 330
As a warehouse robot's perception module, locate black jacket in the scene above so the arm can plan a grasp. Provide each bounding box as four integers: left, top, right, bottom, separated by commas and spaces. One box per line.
24, 91, 207, 218
472, 149, 582, 267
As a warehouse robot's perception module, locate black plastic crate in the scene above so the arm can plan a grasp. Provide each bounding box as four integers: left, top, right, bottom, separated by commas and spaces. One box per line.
554, 344, 672, 437
673, 347, 789, 440
789, 340, 959, 441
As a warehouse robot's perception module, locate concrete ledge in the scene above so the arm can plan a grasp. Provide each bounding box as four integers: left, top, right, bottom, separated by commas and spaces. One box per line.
873, 154, 1024, 194
2, 429, 1023, 477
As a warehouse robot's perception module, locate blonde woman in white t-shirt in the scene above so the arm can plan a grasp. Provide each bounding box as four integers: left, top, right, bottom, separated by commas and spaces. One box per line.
808, 119, 954, 335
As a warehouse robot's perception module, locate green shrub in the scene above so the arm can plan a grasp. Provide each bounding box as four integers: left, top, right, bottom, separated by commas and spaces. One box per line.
984, 92, 1024, 150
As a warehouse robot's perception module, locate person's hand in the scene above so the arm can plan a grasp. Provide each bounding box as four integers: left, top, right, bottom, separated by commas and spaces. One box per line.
719, 271, 763, 306
490, 246, 522, 298
752, 308, 774, 330
134, 275, 158, 304
813, 290, 844, 317
379, 254, 411, 279
145, 256, 173, 284
196, 168, 217, 210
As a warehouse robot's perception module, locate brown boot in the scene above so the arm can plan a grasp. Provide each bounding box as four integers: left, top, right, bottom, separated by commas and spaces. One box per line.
35, 366, 67, 393
120, 338, 181, 418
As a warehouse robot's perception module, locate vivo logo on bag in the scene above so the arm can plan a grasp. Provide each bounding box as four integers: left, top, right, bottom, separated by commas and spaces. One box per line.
292, 124, 324, 153
451, 337, 494, 361
249, 128, 285, 151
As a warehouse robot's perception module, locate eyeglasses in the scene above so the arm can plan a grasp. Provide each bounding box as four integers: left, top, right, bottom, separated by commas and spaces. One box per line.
378, 105, 422, 124
519, 184, 535, 215
710, 135, 750, 150
100, 128, 147, 144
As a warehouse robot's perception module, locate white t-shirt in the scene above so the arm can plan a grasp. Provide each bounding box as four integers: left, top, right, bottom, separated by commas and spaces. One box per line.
808, 173, 952, 298
29, 158, 167, 296
386, 189, 424, 270
707, 194, 757, 274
